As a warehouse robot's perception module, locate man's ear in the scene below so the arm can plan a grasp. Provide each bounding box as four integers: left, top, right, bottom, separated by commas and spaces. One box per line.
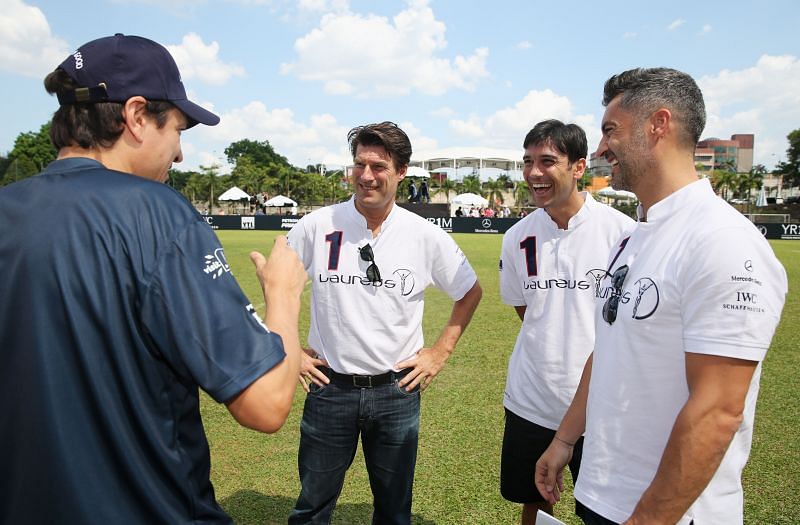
650, 108, 671, 141
397, 165, 407, 181
121, 96, 149, 143
572, 158, 587, 181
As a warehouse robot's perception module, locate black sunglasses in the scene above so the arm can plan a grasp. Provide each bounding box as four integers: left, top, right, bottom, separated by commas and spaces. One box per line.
359, 243, 382, 284
602, 265, 629, 325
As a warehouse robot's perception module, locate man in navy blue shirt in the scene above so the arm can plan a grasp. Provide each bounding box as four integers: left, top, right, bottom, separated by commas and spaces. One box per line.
0, 34, 307, 524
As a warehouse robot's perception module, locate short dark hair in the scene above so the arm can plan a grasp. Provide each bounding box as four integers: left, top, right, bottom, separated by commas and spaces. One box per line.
45, 68, 175, 150
347, 122, 412, 170
523, 119, 587, 164
602, 67, 706, 148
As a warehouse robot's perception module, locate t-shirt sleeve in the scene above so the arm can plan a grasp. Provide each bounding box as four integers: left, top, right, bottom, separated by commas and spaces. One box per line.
140, 220, 286, 403
429, 229, 477, 301
286, 215, 314, 273
680, 226, 787, 361
499, 229, 525, 306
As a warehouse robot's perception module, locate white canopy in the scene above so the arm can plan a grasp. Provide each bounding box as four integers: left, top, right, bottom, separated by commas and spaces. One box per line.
406, 166, 431, 179
265, 194, 298, 207
218, 186, 251, 201
597, 187, 638, 200
451, 192, 489, 207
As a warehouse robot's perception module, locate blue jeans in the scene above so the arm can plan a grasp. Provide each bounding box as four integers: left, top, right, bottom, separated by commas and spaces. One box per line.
288, 374, 421, 525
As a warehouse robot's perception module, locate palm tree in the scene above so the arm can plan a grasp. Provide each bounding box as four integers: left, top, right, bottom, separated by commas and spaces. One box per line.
482, 178, 505, 209
710, 168, 738, 201
199, 163, 222, 213
461, 174, 483, 196
737, 164, 766, 204
513, 181, 530, 212
434, 177, 457, 203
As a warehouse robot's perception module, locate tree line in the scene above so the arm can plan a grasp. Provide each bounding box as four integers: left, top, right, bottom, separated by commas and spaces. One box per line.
3, 123, 800, 209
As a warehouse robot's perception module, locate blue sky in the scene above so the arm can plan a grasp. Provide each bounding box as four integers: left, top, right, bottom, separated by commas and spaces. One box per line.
2, 0, 799, 172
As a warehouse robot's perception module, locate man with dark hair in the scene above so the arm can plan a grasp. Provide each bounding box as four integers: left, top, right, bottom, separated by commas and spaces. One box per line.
498, 119, 633, 524
287, 121, 482, 524
0, 34, 307, 524
536, 68, 787, 524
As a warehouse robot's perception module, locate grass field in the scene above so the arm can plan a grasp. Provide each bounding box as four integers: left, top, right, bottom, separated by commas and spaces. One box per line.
204, 231, 798, 524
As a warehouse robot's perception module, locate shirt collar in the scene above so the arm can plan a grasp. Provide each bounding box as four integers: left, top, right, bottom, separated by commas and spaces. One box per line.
637, 177, 710, 223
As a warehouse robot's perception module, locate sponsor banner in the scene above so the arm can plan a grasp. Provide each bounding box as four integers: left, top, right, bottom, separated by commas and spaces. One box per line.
202, 215, 283, 230
202, 216, 799, 239
450, 218, 518, 234
754, 223, 800, 240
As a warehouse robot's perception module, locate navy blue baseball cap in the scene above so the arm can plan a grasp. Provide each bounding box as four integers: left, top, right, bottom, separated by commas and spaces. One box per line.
56, 34, 220, 127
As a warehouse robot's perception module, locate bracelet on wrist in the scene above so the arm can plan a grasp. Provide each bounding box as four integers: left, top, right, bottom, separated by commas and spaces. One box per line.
553, 435, 575, 447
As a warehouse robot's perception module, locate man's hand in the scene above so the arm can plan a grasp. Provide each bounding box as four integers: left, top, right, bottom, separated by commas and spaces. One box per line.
249, 235, 306, 302
395, 344, 451, 392
299, 348, 329, 392
535, 439, 573, 505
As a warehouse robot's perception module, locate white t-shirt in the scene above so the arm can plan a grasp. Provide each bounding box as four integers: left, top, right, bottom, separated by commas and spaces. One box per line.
287, 198, 477, 375
575, 178, 787, 524
499, 193, 634, 429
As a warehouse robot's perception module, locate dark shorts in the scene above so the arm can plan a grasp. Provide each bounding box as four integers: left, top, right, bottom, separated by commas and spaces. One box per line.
500, 408, 584, 505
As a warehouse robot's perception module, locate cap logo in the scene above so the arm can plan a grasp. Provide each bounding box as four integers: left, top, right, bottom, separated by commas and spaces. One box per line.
73, 51, 84, 69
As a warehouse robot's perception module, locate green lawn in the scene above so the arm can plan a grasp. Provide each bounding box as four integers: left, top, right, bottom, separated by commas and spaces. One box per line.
206, 232, 799, 524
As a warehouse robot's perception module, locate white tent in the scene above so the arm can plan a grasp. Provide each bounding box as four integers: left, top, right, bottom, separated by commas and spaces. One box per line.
218, 186, 251, 201
597, 187, 638, 200
406, 166, 431, 179
452, 192, 489, 207
265, 194, 298, 207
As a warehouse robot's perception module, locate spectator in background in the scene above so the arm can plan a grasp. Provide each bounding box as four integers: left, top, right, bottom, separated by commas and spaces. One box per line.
408, 180, 418, 202
420, 180, 430, 203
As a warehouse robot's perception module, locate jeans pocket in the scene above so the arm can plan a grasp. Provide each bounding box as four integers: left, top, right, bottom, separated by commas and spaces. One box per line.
393, 379, 420, 397
308, 380, 330, 396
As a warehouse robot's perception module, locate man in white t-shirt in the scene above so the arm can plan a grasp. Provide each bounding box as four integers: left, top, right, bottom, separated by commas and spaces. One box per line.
499, 120, 634, 525
535, 68, 787, 525
287, 121, 482, 525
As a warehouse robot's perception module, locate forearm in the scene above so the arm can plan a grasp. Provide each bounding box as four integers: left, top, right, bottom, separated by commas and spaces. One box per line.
264, 293, 302, 391
431, 281, 482, 354
626, 353, 758, 524
226, 295, 301, 433
626, 398, 744, 524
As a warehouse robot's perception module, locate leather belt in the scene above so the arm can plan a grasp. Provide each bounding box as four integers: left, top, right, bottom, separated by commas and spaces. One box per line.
325, 367, 411, 388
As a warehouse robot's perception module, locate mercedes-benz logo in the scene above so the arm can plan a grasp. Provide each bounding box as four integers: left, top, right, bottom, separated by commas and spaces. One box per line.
482, 218, 492, 229
744, 260, 753, 272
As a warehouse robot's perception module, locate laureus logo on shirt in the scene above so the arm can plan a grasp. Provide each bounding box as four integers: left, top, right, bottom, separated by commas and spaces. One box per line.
204, 248, 231, 279
392, 268, 415, 296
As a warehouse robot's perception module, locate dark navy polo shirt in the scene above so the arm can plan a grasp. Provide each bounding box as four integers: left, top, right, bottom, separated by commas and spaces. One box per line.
0, 158, 286, 523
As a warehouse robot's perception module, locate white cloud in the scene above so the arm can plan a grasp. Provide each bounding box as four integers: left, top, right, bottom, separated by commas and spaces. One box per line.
700, 24, 712, 35
667, 18, 686, 31
0, 0, 70, 78
398, 120, 439, 154
298, 0, 349, 12
280, 0, 489, 97
623, 31, 637, 39
430, 106, 455, 118
166, 33, 246, 86
698, 54, 800, 168
517, 40, 532, 50
442, 89, 600, 153
186, 100, 353, 170
449, 116, 485, 139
